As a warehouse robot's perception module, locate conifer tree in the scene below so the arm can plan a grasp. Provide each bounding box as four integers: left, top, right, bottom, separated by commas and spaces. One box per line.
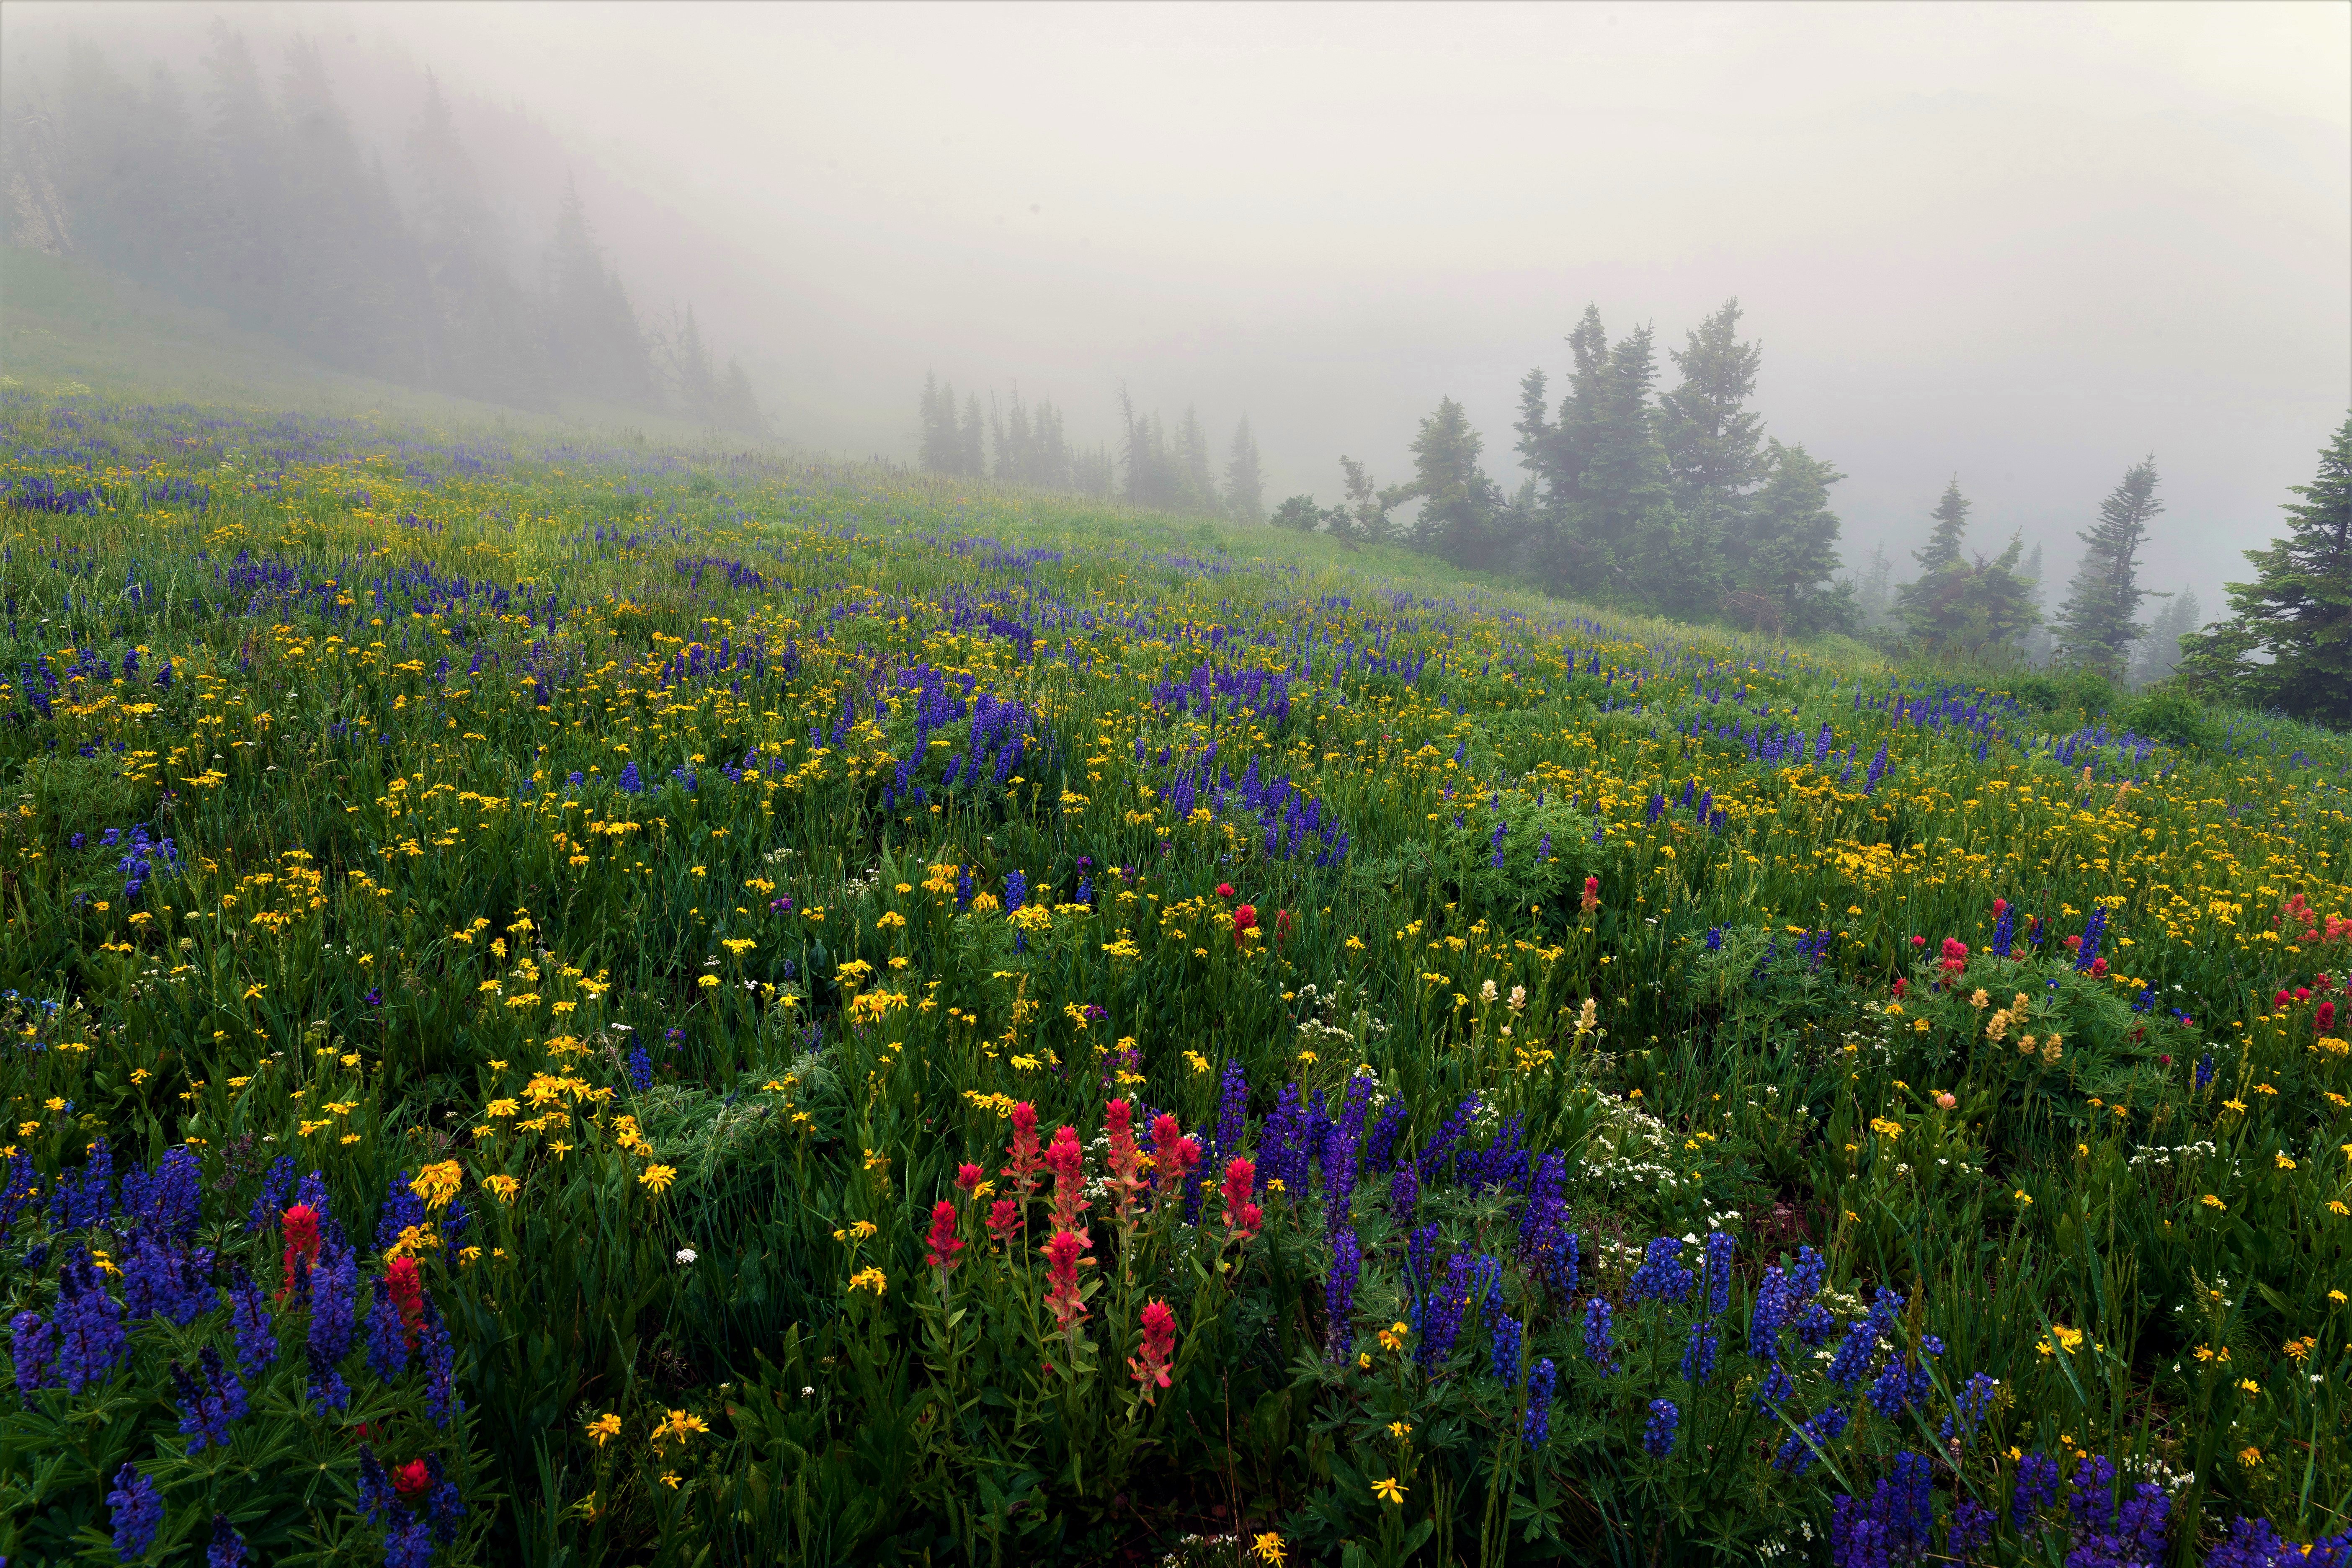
2179, 414, 2352, 725
2130, 590, 2201, 688
2054, 456, 2164, 681
1661, 298, 1766, 593
1725, 440, 1855, 636
1223, 418, 1265, 524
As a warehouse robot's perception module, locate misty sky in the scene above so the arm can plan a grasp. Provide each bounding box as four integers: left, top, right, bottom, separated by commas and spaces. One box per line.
6, 0, 2349, 610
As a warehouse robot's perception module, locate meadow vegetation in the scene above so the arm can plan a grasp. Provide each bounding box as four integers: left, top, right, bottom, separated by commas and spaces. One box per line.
1, 384, 2347, 1567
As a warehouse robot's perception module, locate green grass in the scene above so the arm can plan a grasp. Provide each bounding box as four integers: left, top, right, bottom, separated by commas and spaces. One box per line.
0, 315, 2347, 1568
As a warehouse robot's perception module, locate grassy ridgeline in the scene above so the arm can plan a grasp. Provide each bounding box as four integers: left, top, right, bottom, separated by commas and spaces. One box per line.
0, 381, 2347, 1567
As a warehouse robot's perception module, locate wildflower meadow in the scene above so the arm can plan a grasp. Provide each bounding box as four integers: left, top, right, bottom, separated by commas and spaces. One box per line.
2, 388, 2348, 1566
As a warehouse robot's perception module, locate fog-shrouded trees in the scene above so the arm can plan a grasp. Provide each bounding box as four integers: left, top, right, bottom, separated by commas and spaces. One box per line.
2180, 414, 2352, 726
2053, 456, 2164, 682
2130, 589, 2201, 688
914, 378, 1252, 518
1223, 418, 1265, 525
1893, 480, 2042, 658
0, 27, 763, 428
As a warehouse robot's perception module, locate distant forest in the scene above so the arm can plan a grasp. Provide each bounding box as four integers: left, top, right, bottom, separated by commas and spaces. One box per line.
916, 376, 1265, 524
1271, 299, 2205, 686
0, 26, 766, 433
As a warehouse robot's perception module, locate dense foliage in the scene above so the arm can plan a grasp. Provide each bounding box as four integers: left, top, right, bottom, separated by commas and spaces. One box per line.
0, 28, 765, 431
2, 389, 2349, 1566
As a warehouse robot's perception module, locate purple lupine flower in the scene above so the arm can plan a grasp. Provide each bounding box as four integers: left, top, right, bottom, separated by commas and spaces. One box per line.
245, 1157, 297, 1233
52, 1138, 113, 1231
1364, 1103, 1408, 1172
1701, 1230, 1734, 1315
1795, 1301, 1841, 1348
119, 1146, 204, 1243
2066, 1455, 2120, 1538
11, 1310, 56, 1401
1772, 1404, 1849, 1474
1641, 1399, 1679, 1457
2012, 1451, 2062, 1531
1947, 1499, 1994, 1558
172, 1346, 250, 1454
1942, 1371, 1999, 1443
1419, 1254, 1475, 1370
2075, 906, 2108, 973
1518, 1150, 1567, 1264
377, 1173, 426, 1251
107, 1462, 162, 1561
228, 1267, 276, 1376
1414, 1094, 1483, 1184
626, 1046, 652, 1092
365, 1287, 411, 1381
425, 1451, 465, 1540
1388, 1161, 1420, 1218
386, 1514, 436, 1568
1524, 1357, 1557, 1445
1625, 1237, 1693, 1305
1831, 1451, 1935, 1567
1827, 1288, 1901, 1389
55, 1251, 129, 1393
307, 1242, 358, 1409
1749, 1266, 1790, 1358
1790, 1244, 1828, 1300
419, 1297, 461, 1427
1491, 1314, 1523, 1390
208, 1514, 248, 1568
122, 1233, 217, 1326
1583, 1297, 1617, 1368
2194, 1053, 2215, 1092
1681, 1319, 1719, 1384
2203, 1517, 2352, 1568
1325, 1229, 1362, 1361
1753, 1360, 1795, 1408
358, 1447, 396, 1523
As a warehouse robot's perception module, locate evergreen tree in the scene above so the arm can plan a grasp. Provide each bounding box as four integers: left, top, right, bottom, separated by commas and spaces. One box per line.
1178, 407, 1215, 511
2014, 543, 2054, 664
1661, 297, 1766, 593
544, 176, 654, 406
1850, 541, 1893, 630
407, 73, 547, 407
959, 395, 986, 479
1270, 495, 1321, 532
2179, 414, 2352, 726
714, 359, 766, 438
2054, 456, 2164, 681
1335, 456, 1393, 547
1388, 397, 1503, 567
2129, 590, 2200, 688
918, 376, 957, 474
1223, 418, 1265, 524
1724, 440, 1856, 636
1892, 482, 2042, 657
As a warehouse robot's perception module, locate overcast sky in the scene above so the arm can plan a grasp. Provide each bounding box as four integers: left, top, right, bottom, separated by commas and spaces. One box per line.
7, 0, 2348, 606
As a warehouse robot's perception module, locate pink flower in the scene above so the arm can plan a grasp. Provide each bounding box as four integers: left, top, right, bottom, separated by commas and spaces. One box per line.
1043, 1229, 1089, 1331
924, 1199, 964, 1271
1150, 1114, 1199, 1200
2318, 1000, 2337, 1032
1129, 1298, 1177, 1397
954, 1162, 985, 1194
1003, 1102, 1044, 1201
1046, 1124, 1090, 1232
1216, 882, 1235, 899
985, 1198, 1021, 1244
1581, 876, 1601, 914
1221, 1158, 1259, 1244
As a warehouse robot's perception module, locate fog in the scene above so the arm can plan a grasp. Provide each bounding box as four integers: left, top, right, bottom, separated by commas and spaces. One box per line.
4, 0, 2347, 616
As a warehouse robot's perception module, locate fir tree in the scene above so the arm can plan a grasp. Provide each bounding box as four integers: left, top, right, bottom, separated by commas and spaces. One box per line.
1270, 495, 1322, 532
2130, 589, 2200, 688
958, 395, 986, 479
1178, 407, 1214, 511
1724, 440, 1855, 636
1223, 418, 1265, 524
1391, 397, 1499, 564
2054, 456, 2164, 681
2180, 414, 2352, 726
1661, 298, 1766, 589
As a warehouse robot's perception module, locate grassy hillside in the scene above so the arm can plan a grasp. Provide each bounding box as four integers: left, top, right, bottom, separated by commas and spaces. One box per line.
0, 369, 2347, 1568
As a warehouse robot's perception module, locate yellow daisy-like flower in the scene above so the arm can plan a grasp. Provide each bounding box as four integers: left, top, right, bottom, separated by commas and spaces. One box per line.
848, 1266, 888, 1295
1251, 1532, 1287, 1565
585, 1412, 622, 1447
638, 1163, 678, 1193
1372, 1476, 1407, 1505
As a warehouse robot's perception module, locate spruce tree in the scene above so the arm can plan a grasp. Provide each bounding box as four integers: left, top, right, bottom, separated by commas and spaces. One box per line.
1179, 407, 1214, 511
1661, 298, 1766, 593
2179, 414, 2352, 725
958, 395, 986, 479
1223, 418, 1265, 524
2129, 590, 2200, 688
2054, 456, 2164, 681
1726, 440, 1854, 636
1894, 480, 1975, 647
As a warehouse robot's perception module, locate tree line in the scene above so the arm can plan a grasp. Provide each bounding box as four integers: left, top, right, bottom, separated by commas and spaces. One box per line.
916, 377, 1264, 522
0, 26, 766, 433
